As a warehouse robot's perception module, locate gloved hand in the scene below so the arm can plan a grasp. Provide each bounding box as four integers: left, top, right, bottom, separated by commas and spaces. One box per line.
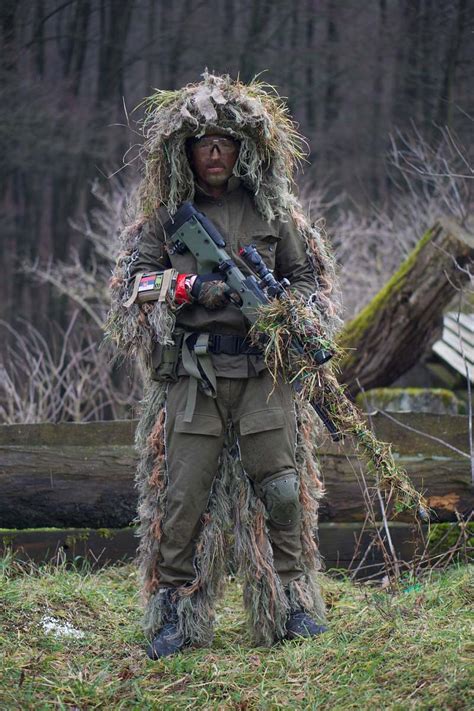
191, 274, 231, 310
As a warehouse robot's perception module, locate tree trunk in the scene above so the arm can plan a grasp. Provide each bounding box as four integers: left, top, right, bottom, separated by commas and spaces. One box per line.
370, 0, 387, 202
435, 0, 467, 128
97, 0, 133, 105
304, 0, 315, 130
338, 218, 474, 395
323, 0, 339, 133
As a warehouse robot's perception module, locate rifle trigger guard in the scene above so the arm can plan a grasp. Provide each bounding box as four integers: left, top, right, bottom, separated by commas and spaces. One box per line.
228, 291, 243, 307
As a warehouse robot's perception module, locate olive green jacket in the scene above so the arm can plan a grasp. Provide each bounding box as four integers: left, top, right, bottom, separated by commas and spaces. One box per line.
132, 178, 316, 377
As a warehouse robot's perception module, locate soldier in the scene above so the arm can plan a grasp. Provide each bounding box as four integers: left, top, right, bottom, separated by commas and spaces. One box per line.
108, 73, 340, 659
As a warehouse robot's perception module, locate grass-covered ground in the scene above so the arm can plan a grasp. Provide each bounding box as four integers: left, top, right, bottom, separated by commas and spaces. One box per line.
0, 557, 472, 710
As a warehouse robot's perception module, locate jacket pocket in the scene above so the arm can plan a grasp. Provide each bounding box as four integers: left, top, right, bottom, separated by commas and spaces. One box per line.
239, 228, 281, 271
174, 411, 223, 436
239, 407, 285, 436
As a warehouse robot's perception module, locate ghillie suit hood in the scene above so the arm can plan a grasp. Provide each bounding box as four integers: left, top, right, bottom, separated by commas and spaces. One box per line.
109, 72, 341, 359
107, 73, 340, 646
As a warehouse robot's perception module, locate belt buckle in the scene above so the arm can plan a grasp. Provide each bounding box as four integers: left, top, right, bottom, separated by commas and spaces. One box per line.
194, 333, 210, 356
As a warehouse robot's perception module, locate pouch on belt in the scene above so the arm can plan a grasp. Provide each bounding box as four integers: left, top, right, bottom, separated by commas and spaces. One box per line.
151, 330, 184, 382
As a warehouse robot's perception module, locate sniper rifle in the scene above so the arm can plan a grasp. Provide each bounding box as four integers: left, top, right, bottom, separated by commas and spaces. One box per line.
164, 202, 342, 441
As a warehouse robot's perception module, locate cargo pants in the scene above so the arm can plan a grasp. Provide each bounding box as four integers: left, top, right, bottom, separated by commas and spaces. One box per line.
157, 369, 304, 587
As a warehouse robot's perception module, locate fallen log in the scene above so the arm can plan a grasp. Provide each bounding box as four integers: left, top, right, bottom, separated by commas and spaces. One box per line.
0, 523, 433, 574
1, 416, 472, 528
338, 218, 474, 396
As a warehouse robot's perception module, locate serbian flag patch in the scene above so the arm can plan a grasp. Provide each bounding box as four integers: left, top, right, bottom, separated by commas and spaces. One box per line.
138, 273, 163, 292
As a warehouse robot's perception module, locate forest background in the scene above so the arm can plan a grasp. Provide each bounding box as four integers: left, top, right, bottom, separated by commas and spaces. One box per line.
1, 0, 473, 422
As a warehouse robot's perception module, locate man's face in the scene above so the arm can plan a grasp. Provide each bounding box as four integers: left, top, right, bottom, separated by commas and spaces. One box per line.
189, 135, 240, 191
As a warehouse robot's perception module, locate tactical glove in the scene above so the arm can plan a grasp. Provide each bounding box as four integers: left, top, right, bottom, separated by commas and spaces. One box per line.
191, 274, 231, 310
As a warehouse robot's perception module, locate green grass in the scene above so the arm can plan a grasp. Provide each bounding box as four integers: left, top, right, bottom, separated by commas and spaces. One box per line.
0, 557, 472, 710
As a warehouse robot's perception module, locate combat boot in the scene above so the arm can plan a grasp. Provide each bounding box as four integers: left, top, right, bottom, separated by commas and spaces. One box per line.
146, 621, 186, 659
284, 586, 328, 639
285, 610, 328, 639
146, 589, 187, 660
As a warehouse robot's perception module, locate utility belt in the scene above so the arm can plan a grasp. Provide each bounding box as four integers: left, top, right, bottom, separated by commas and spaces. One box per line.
153, 330, 263, 422
185, 332, 262, 356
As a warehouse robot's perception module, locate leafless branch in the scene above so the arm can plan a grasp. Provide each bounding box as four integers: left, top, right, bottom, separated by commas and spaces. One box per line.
0, 317, 141, 424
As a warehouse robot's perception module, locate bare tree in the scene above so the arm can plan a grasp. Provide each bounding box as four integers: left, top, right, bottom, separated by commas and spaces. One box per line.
0, 313, 141, 423
1, 0, 473, 357
0, 177, 141, 424
319, 125, 474, 318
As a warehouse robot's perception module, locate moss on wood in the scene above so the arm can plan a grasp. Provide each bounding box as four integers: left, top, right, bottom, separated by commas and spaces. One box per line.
356, 387, 460, 414
428, 522, 474, 554
337, 227, 434, 366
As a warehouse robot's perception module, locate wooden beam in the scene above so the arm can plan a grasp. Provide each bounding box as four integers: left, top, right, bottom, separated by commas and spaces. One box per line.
1, 414, 472, 527
0, 524, 427, 574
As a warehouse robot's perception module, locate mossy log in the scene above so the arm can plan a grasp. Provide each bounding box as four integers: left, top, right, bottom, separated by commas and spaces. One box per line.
1, 416, 472, 528
355, 388, 460, 415
0, 523, 434, 573
338, 218, 474, 396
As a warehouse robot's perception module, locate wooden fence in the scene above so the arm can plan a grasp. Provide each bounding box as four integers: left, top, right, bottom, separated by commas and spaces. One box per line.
1, 413, 472, 569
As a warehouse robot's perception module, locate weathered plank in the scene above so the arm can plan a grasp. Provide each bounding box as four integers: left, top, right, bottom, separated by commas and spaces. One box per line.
433, 312, 474, 382
317, 455, 471, 522
3, 412, 469, 456
1, 414, 472, 528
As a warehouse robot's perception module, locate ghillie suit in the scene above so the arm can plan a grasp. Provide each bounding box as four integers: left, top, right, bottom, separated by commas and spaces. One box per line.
107, 72, 341, 647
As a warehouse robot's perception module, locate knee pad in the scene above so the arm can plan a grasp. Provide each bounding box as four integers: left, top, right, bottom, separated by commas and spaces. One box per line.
257, 470, 300, 529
